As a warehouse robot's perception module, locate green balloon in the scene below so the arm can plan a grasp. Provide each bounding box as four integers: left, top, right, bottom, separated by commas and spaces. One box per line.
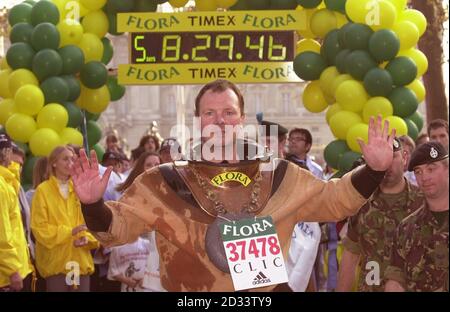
406, 111, 424, 132
85, 111, 100, 121
31, 22, 60, 51
386, 56, 418, 87
404, 118, 419, 141
92, 144, 105, 163
345, 23, 374, 51
293, 52, 327, 81
30, 0, 60, 26
297, 0, 322, 8
389, 87, 419, 118
230, 0, 251, 10
22, 155, 39, 184
325, 0, 346, 12
58, 45, 85, 75
363, 68, 394, 97
335, 49, 350, 74
6, 42, 35, 70
321, 29, 342, 65
15, 141, 30, 155
270, 0, 298, 9
61, 75, 81, 102
101, 38, 114, 65
80, 61, 108, 89
10, 22, 34, 44
338, 22, 354, 49
368, 29, 400, 62
134, 0, 158, 11
106, 0, 135, 13
24, 0, 37, 6
32, 49, 63, 81
247, 0, 271, 10
8, 3, 33, 27
345, 50, 377, 81
40, 76, 70, 104
62, 102, 82, 128
107, 13, 123, 36
324, 140, 350, 170
107, 76, 126, 101
338, 151, 362, 173
87, 120, 102, 147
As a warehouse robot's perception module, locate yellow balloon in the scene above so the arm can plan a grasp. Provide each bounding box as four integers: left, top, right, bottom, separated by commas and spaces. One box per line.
330, 110, 363, 140
8, 69, 39, 96
398, 48, 428, 77
296, 8, 316, 39
387, 0, 407, 12
345, 0, 372, 23
335, 80, 368, 113
5, 113, 37, 143
346, 123, 369, 153
14, 85, 45, 116
310, 9, 337, 38
29, 128, 61, 157
407, 79, 426, 103
0, 98, 17, 125
76, 84, 110, 114
334, 12, 348, 29
75, 0, 90, 17
319, 66, 340, 98
216, 0, 237, 8
368, 0, 397, 31
383, 116, 408, 136
296, 39, 321, 55
400, 9, 427, 37
392, 21, 420, 51
77, 33, 103, 62
0, 57, 10, 70
362, 97, 393, 123
330, 74, 353, 98
81, 10, 109, 39
0, 69, 12, 99
57, 19, 84, 47
37, 103, 69, 132
80, 0, 106, 11
303, 81, 328, 113
196, 0, 218, 11
326, 103, 343, 124
169, 0, 189, 8
60, 127, 84, 146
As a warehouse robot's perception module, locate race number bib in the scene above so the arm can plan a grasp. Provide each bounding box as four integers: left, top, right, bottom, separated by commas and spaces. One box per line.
220, 216, 288, 291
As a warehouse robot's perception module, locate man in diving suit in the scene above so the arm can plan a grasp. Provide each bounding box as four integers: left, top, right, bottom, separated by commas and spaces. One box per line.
72, 79, 396, 292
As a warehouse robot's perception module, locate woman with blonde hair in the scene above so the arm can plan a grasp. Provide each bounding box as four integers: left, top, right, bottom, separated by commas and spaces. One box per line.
31, 146, 98, 292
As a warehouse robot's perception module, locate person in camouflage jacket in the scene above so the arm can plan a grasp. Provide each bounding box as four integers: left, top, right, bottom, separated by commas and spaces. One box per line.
385, 142, 449, 292
338, 138, 424, 291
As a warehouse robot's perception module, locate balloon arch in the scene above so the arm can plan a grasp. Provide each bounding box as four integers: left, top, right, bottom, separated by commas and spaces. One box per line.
0, 0, 427, 181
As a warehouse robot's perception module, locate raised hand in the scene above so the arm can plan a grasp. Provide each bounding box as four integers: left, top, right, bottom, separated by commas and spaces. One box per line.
71, 149, 112, 204
358, 115, 396, 171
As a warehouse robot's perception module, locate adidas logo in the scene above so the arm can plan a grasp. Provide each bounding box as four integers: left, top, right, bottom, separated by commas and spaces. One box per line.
252, 271, 271, 285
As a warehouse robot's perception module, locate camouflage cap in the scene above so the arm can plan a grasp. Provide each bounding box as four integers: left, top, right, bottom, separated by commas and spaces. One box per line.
408, 141, 449, 171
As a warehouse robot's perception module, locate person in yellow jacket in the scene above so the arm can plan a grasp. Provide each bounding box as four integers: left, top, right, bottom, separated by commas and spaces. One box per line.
31, 146, 99, 292
0, 134, 33, 291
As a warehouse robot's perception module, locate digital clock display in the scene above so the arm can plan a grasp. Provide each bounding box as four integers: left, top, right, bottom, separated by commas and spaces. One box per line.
131, 31, 295, 64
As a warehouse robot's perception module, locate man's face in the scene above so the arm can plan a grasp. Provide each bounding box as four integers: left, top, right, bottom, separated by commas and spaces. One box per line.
414, 160, 449, 199
381, 150, 406, 187
288, 133, 310, 156
429, 127, 449, 151
198, 89, 245, 147
0, 147, 12, 166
